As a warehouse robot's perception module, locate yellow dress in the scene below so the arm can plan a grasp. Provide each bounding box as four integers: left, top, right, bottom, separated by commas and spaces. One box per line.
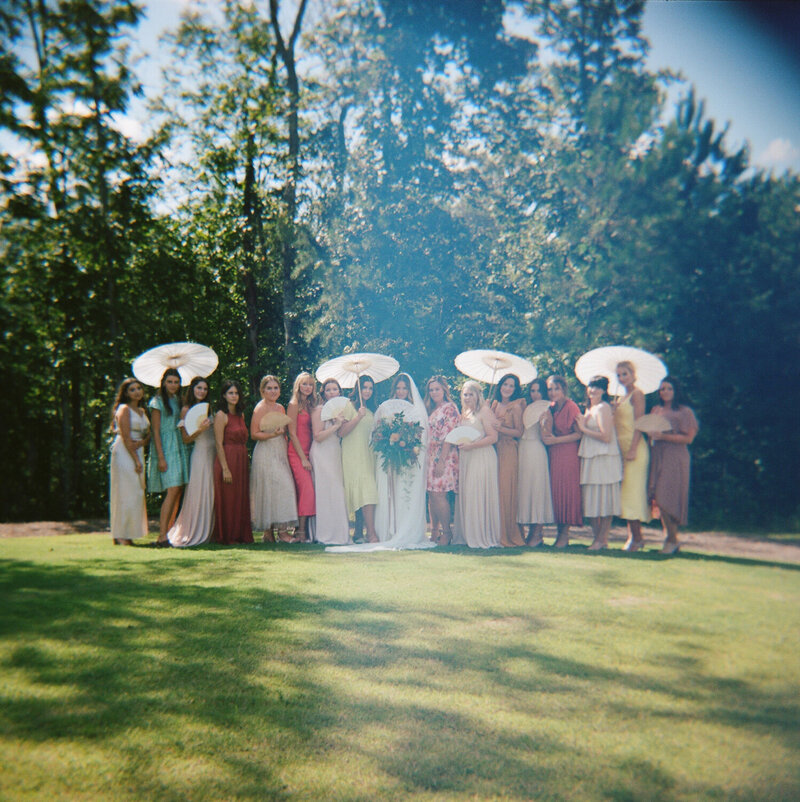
614, 394, 650, 522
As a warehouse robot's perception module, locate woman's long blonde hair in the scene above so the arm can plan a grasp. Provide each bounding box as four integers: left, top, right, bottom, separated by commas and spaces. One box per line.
290, 372, 319, 413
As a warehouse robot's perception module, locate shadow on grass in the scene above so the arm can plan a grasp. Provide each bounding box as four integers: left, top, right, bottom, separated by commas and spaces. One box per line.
1, 555, 798, 799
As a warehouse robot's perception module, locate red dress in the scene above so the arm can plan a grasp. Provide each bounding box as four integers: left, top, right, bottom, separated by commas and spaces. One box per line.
212, 412, 253, 544
288, 409, 315, 516
548, 400, 582, 526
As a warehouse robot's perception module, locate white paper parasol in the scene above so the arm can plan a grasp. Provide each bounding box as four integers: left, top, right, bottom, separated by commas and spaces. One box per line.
315, 352, 399, 389
132, 342, 218, 387
455, 349, 538, 386
184, 403, 210, 436
522, 399, 552, 429
320, 396, 350, 421
574, 346, 667, 396
634, 413, 671, 434
444, 426, 481, 445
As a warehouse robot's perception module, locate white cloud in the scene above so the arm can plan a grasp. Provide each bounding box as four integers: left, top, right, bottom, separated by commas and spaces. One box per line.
757, 137, 800, 167
112, 114, 145, 142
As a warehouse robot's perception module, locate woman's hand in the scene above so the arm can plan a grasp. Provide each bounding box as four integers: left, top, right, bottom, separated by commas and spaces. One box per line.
222, 466, 232, 484
301, 456, 311, 470
199, 417, 212, 432
158, 457, 168, 473
625, 446, 637, 461
575, 415, 588, 433
134, 460, 143, 474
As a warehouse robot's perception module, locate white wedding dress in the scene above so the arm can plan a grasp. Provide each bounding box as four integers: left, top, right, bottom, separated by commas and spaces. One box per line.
327, 374, 434, 553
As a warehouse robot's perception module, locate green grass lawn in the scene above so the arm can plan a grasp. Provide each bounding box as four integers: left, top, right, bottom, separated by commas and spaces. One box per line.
1, 535, 798, 801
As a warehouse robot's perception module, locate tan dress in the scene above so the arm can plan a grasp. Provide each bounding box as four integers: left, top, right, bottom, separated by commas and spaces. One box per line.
453, 413, 501, 549
492, 400, 526, 546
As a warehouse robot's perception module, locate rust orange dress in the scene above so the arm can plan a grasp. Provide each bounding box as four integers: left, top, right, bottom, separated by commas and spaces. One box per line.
492, 400, 526, 547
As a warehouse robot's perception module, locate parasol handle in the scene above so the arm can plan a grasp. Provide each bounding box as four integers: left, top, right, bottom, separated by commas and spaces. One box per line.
357, 371, 363, 407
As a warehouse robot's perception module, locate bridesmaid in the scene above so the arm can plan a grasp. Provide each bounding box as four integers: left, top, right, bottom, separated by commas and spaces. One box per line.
424, 375, 460, 545
490, 373, 526, 547
168, 377, 215, 547
250, 374, 298, 543
453, 381, 501, 549
541, 374, 582, 548
147, 368, 189, 546
310, 378, 350, 544
614, 360, 651, 551
517, 378, 554, 547
339, 375, 379, 543
287, 372, 318, 542
212, 380, 253, 544
648, 377, 699, 554
576, 376, 623, 550
109, 378, 150, 545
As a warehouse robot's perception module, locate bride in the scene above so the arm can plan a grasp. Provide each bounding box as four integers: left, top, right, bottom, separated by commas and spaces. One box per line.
328, 372, 433, 552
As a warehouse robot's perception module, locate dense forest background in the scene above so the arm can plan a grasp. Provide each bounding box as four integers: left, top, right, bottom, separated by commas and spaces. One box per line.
1, 0, 798, 528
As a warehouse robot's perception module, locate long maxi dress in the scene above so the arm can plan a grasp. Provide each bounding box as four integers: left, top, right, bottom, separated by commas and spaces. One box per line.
109, 406, 149, 541
250, 431, 298, 533
492, 401, 526, 547
453, 413, 502, 549
168, 416, 216, 547
212, 412, 253, 544
578, 403, 623, 517
310, 419, 351, 544
648, 405, 699, 526
614, 394, 651, 522
548, 400, 583, 526
517, 416, 554, 526
287, 409, 315, 518
340, 405, 378, 517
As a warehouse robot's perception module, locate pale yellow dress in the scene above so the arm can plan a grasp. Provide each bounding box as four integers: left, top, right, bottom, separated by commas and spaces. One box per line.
614, 394, 651, 522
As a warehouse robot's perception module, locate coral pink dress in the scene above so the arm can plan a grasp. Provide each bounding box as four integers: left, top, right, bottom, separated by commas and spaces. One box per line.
426, 401, 460, 493
212, 412, 253, 544
288, 409, 315, 516
548, 400, 582, 526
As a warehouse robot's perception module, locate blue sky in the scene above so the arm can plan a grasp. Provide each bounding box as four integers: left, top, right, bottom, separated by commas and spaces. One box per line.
57, 1, 800, 177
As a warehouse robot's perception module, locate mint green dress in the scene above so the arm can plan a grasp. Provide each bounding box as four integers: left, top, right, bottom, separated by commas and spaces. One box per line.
147, 395, 189, 492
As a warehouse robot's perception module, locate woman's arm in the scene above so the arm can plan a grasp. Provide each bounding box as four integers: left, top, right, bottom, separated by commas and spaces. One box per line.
312, 406, 343, 442
649, 407, 698, 446
625, 389, 645, 460
287, 402, 312, 469
251, 402, 287, 441
150, 405, 167, 472
576, 403, 614, 443
541, 407, 581, 445
214, 411, 232, 483
495, 401, 524, 438
116, 406, 143, 474
339, 404, 365, 438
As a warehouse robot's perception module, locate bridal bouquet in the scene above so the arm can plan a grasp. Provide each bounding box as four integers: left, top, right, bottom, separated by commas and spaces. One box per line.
371, 413, 423, 474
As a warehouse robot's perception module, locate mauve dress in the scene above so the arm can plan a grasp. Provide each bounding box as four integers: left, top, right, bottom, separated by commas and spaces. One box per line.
288, 409, 316, 516
548, 400, 583, 526
648, 405, 699, 526
212, 412, 253, 544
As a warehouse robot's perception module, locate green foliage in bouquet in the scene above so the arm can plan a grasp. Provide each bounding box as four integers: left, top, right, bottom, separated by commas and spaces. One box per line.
371, 413, 424, 474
